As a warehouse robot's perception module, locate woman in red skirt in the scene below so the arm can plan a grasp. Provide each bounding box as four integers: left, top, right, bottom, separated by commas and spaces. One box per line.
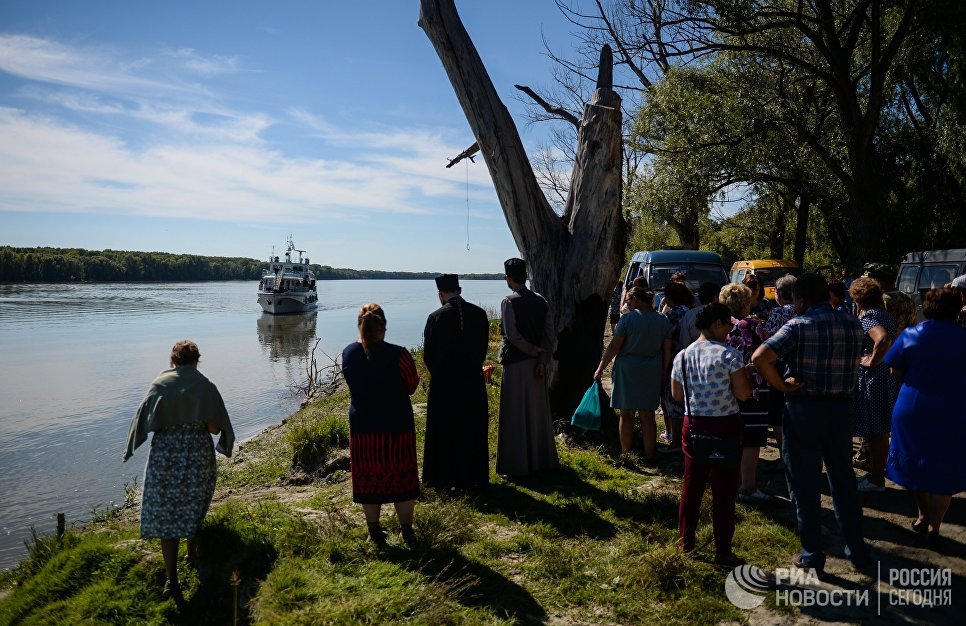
342, 303, 420, 548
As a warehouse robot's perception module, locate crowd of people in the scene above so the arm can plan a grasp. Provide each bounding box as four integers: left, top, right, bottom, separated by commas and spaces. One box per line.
124, 260, 966, 597
601, 266, 965, 571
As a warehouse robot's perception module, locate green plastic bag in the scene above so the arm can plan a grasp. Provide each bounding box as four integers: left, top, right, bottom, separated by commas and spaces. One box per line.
571, 381, 603, 431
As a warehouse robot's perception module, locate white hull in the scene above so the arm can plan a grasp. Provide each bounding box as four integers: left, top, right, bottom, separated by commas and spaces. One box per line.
258, 238, 318, 315
257, 291, 318, 315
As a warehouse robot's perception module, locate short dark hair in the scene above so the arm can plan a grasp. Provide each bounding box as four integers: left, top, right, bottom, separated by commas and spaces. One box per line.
792, 273, 829, 306
627, 287, 654, 306
695, 302, 732, 330
170, 340, 201, 366
741, 274, 761, 291
922, 287, 960, 321
828, 281, 847, 300
697, 281, 720, 305
663, 281, 695, 307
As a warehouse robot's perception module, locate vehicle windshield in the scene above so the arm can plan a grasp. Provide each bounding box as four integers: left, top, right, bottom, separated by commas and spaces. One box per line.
752, 267, 801, 285
649, 264, 729, 291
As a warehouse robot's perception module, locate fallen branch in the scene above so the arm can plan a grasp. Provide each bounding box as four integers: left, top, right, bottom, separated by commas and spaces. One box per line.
290, 339, 342, 402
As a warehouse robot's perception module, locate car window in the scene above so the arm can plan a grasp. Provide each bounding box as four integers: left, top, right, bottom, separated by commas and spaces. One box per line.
650, 264, 728, 291
731, 269, 745, 283
753, 267, 798, 284
625, 262, 641, 286
896, 266, 918, 295
917, 265, 957, 290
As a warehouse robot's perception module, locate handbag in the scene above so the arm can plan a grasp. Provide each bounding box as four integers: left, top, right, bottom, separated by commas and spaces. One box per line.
571, 381, 603, 431
682, 354, 741, 467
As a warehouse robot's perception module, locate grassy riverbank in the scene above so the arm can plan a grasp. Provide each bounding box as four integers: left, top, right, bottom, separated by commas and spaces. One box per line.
0, 325, 804, 625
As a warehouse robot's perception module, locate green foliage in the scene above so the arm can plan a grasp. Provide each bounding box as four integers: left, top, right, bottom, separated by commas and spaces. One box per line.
621, 2, 966, 269
286, 414, 349, 472
0, 246, 263, 282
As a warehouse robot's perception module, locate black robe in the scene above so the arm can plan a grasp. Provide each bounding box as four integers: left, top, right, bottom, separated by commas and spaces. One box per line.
422, 296, 490, 488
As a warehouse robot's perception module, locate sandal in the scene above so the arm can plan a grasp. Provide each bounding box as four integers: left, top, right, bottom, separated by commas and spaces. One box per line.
911, 518, 928, 533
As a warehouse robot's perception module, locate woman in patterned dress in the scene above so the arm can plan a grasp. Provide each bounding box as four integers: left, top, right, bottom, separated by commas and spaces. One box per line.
849, 278, 899, 492
719, 284, 774, 502
660, 281, 694, 452
342, 303, 420, 548
124, 340, 234, 600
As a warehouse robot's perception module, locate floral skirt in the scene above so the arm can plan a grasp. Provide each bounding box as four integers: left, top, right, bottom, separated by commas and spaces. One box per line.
140, 423, 216, 539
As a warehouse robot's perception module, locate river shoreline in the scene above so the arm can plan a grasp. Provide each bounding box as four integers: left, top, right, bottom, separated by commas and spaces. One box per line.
2, 328, 964, 625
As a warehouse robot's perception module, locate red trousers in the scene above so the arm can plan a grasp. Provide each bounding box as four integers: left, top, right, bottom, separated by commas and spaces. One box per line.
679, 414, 742, 556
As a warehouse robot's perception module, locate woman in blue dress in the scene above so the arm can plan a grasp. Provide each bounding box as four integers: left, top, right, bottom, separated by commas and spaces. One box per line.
849, 277, 899, 492
885, 288, 966, 550
595, 287, 672, 461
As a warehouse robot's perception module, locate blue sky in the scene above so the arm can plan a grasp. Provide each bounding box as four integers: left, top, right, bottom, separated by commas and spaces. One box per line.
0, 1, 578, 273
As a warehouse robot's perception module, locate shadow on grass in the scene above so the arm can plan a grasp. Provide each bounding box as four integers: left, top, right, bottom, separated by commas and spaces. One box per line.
468, 465, 680, 538
386, 545, 547, 624
170, 520, 278, 625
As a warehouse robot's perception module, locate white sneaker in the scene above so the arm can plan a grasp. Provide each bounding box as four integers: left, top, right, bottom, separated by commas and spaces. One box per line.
856, 476, 885, 492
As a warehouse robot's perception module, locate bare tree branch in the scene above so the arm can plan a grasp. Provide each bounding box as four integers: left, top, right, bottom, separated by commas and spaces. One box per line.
514, 85, 581, 126
446, 142, 480, 168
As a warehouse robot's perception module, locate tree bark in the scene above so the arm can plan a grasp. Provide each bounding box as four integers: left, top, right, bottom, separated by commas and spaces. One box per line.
419, 0, 626, 417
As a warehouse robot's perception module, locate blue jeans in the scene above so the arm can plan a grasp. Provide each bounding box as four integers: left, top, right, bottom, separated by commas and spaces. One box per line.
782, 399, 869, 570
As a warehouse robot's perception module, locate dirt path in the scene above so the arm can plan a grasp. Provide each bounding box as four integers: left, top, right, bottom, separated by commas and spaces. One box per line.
735, 441, 965, 625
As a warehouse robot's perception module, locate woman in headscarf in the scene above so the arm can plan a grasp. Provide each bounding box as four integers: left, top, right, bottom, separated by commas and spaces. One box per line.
124, 340, 234, 600
342, 303, 420, 548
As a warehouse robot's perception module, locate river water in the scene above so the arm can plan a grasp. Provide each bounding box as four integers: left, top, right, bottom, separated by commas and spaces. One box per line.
0, 279, 508, 569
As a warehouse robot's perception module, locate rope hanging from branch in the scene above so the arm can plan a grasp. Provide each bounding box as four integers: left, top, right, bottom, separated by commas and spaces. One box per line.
465, 158, 471, 251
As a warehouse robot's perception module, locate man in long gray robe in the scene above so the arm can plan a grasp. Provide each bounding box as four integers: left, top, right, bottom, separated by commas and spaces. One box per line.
496, 258, 560, 476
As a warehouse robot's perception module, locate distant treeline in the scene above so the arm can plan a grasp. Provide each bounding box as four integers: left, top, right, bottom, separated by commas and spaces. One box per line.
0, 247, 502, 282
312, 265, 502, 281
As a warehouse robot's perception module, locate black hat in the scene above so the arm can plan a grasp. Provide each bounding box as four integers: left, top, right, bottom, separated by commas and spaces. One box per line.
504, 258, 527, 282
435, 274, 459, 292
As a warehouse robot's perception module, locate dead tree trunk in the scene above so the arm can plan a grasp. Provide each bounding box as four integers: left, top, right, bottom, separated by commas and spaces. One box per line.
419, 0, 627, 417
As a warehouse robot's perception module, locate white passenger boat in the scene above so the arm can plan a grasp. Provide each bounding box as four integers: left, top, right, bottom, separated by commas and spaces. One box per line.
257, 238, 319, 315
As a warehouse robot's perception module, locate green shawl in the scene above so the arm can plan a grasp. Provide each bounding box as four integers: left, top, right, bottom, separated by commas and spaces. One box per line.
123, 366, 235, 462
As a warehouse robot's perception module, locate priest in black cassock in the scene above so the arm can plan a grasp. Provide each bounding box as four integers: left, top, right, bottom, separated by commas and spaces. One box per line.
421, 274, 491, 490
